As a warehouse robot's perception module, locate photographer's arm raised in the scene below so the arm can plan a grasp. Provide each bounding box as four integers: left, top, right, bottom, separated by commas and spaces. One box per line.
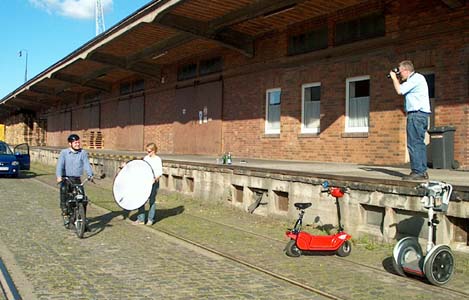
389, 71, 402, 95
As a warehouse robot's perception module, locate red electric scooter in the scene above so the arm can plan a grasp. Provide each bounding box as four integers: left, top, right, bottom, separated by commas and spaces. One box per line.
285, 181, 352, 257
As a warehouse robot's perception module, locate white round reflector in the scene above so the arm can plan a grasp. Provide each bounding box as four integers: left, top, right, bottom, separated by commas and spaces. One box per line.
113, 160, 155, 210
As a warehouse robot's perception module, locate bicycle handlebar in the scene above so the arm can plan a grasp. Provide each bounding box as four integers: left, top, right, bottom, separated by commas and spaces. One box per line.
60, 176, 95, 186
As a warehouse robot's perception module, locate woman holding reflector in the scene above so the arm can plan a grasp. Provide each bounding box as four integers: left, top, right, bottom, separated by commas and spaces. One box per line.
113, 143, 163, 225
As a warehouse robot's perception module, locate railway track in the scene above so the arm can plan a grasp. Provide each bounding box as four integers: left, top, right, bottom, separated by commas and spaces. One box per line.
0, 258, 21, 300
32, 176, 469, 300
182, 213, 469, 299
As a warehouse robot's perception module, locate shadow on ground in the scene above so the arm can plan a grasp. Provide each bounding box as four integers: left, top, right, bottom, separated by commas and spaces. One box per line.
86, 205, 185, 237
359, 167, 407, 178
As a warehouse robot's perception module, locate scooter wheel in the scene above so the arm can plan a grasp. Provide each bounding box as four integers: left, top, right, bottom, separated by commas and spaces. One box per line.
424, 245, 454, 286
285, 240, 301, 257
337, 240, 352, 257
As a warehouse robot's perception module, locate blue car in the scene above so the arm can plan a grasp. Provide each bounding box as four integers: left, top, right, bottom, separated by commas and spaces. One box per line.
0, 141, 30, 177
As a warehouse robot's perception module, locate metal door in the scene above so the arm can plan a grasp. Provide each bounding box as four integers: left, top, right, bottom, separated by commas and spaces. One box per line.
195, 80, 222, 154
173, 80, 222, 155
174, 86, 196, 154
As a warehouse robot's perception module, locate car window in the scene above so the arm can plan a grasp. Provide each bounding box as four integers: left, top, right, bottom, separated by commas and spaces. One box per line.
0, 143, 13, 155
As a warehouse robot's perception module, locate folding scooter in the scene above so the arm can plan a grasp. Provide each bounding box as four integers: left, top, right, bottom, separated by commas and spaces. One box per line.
285, 181, 352, 257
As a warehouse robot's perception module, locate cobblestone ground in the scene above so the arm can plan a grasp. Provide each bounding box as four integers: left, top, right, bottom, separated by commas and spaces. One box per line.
0, 176, 328, 300
2, 164, 468, 300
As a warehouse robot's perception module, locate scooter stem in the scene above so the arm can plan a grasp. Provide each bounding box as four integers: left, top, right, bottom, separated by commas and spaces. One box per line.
336, 197, 344, 232
426, 204, 435, 253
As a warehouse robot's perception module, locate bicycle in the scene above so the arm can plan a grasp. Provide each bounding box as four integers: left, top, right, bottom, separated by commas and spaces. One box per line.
61, 176, 93, 238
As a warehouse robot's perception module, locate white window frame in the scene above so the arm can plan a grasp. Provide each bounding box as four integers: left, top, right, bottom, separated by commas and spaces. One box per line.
301, 82, 321, 134
345, 75, 370, 133
265, 88, 281, 134
420, 69, 435, 123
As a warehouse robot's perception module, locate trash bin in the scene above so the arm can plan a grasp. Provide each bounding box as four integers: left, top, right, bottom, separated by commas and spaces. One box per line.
428, 126, 456, 169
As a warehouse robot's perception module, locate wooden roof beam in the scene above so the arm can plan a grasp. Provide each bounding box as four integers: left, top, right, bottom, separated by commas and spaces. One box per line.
52, 73, 112, 92
28, 85, 58, 96
128, 32, 195, 62
22, 93, 57, 106
15, 97, 49, 109
87, 52, 160, 79
209, 0, 304, 29
440, 0, 465, 9
156, 13, 254, 57
0, 106, 16, 116
3, 97, 49, 110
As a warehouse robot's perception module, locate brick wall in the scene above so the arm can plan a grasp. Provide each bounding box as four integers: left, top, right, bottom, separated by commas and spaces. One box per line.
144, 88, 176, 154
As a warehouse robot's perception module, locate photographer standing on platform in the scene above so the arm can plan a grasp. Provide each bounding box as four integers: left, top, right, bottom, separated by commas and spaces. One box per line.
389, 60, 431, 180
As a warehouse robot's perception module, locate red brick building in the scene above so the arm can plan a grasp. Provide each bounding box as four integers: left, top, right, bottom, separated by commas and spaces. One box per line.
1, 0, 468, 169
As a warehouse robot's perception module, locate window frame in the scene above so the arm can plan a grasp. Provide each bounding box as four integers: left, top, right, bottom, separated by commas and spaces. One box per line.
345, 75, 370, 133
301, 82, 321, 134
265, 88, 282, 134
421, 69, 435, 128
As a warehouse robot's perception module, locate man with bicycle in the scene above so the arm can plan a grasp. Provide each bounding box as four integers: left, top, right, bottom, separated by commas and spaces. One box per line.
56, 134, 94, 226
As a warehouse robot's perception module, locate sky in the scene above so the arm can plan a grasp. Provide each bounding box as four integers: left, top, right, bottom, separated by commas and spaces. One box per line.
0, 0, 153, 99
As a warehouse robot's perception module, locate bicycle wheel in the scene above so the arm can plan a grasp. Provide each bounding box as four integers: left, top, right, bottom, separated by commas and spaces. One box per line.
67, 205, 75, 230
75, 202, 86, 238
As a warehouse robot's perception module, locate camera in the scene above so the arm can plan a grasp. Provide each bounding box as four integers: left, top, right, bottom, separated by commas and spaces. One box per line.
387, 67, 400, 78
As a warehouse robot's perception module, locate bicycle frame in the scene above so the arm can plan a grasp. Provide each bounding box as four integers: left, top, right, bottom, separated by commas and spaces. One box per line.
62, 177, 91, 238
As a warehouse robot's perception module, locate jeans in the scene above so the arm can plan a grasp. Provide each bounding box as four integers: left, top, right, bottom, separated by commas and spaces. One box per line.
137, 181, 159, 223
406, 112, 429, 174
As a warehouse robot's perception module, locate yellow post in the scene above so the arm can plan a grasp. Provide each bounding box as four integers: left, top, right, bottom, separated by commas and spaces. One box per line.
0, 124, 4, 141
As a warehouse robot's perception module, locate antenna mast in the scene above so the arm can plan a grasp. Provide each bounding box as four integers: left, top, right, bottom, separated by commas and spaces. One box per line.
95, 0, 106, 36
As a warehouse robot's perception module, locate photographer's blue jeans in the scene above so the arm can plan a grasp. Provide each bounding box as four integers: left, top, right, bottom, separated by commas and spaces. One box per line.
406, 112, 429, 175
137, 181, 159, 223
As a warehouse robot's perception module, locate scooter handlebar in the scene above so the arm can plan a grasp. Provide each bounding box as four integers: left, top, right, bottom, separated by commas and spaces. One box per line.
322, 186, 349, 198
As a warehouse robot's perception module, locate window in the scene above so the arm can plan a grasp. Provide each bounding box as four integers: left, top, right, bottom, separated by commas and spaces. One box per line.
422, 73, 435, 99
177, 63, 197, 81
422, 72, 435, 127
84, 92, 100, 104
120, 80, 144, 95
119, 82, 131, 95
265, 88, 281, 134
132, 79, 145, 92
335, 13, 385, 46
346, 76, 370, 133
301, 83, 321, 133
199, 57, 223, 76
288, 27, 328, 56
177, 57, 224, 81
